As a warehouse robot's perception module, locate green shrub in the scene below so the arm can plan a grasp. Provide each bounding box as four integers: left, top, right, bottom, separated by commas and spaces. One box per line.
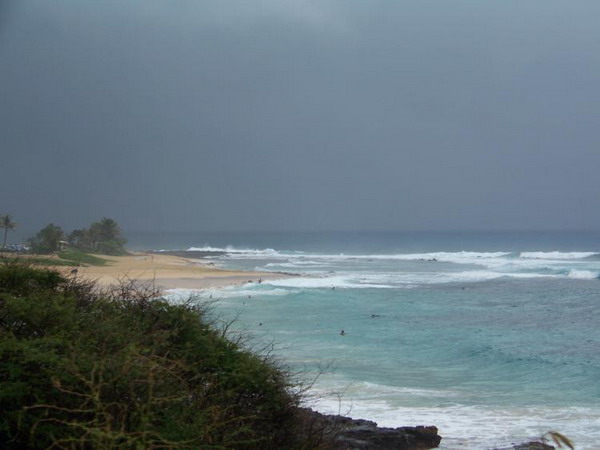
0, 264, 307, 449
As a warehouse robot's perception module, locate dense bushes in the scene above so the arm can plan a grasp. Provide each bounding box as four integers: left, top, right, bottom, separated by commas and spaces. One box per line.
0, 263, 308, 449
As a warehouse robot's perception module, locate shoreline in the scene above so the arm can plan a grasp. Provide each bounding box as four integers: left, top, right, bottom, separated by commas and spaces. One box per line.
69, 251, 291, 291
15, 250, 570, 448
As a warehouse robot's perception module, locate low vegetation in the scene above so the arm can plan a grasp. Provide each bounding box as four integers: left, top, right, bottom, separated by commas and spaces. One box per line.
56, 248, 108, 266
0, 263, 317, 449
14, 256, 87, 267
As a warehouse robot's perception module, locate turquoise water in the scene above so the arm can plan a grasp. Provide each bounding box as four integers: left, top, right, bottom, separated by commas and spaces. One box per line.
133, 232, 600, 449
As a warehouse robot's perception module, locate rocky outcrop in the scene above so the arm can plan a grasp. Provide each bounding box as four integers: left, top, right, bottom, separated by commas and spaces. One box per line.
494, 442, 555, 450
298, 408, 441, 449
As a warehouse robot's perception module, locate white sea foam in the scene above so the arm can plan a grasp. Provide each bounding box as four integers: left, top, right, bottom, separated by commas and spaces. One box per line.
189, 247, 515, 263
185, 247, 600, 263
289, 251, 512, 264
165, 286, 296, 300
187, 245, 281, 256
310, 395, 600, 449
263, 270, 570, 289
308, 379, 600, 449
520, 251, 599, 260
568, 269, 600, 280
266, 275, 397, 289
264, 260, 325, 268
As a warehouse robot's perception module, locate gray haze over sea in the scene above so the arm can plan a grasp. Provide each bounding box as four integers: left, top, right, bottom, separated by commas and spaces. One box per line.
2, 0, 600, 234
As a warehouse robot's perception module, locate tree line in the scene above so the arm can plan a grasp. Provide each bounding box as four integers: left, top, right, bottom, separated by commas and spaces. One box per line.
0, 215, 126, 256
28, 218, 127, 255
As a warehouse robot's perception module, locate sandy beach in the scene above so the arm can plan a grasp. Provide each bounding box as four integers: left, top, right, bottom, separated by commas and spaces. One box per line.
69, 252, 287, 290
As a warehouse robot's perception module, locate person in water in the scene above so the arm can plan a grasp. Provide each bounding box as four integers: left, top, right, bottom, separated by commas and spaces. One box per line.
340, 329, 345, 336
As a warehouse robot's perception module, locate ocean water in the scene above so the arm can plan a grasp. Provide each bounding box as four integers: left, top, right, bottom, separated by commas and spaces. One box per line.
130, 231, 600, 449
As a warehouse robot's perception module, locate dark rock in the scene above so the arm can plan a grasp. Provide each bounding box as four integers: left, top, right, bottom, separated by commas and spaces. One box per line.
494, 441, 555, 450
297, 408, 441, 449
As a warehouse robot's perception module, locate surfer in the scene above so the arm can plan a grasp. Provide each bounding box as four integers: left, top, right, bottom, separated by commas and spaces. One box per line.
340, 329, 345, 336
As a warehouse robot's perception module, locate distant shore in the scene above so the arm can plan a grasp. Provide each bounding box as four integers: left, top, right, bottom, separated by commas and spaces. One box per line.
69, 251, 289, 291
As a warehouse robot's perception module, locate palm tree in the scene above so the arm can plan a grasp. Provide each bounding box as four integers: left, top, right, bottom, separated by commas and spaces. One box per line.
1, 215, 17, 249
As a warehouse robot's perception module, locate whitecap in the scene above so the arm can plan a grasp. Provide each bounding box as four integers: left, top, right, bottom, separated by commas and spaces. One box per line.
266, 275, 396, 289
568, 269, 600, 280
187, 245, 281, 257
520, 251, 599, 260
264, 260, 325, 268
288, 251, 512, 264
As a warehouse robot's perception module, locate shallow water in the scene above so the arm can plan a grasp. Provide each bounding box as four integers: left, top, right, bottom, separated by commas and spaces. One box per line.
149, 231, 600, 449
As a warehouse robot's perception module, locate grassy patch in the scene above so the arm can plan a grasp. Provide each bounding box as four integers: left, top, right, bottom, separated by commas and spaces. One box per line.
1, 249, 109, 268
57, 248, 108, 266
22, 257, 78, 266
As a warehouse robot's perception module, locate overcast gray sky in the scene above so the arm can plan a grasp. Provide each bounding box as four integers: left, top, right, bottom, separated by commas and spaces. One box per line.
2, 0, 600, 233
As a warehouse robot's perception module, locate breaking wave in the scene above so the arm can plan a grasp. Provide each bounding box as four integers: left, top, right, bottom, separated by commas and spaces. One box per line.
567, 269, 600, 280
311, 393, 600, 450
180, 245, 600, 286
187, 245, 280, 256
520, 251, 599, 260
185, 246, 600, 262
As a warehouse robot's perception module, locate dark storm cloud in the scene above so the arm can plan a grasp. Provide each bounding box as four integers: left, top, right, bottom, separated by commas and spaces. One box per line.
2, 0, 600, 234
